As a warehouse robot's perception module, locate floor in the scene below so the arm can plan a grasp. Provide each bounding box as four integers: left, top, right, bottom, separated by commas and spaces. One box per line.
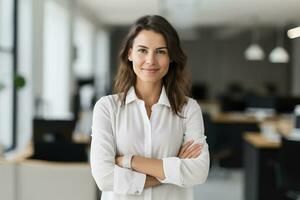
194, 167, 244, 200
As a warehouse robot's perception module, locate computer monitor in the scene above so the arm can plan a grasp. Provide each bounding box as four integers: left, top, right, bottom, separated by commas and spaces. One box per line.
219, 96, 246, 112
32, 118, 87, 162
275, 97, 300, 114
246, 95, 276, 109
33, 118, 75, 143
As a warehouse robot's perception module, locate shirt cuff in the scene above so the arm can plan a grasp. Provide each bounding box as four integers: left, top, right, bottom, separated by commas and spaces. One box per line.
158, 157, 182, 185
113, 165, 146, 195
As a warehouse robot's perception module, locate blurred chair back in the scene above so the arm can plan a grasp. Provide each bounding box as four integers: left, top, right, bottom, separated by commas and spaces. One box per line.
202, 113, 217, 152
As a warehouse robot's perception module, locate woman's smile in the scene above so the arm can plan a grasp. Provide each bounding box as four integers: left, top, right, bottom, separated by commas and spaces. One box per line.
141, 67, 160, 74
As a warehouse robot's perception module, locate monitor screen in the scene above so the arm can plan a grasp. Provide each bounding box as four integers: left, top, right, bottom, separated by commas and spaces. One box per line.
275, 97, 300, 114
246, 96, 276, 109
33, 118, 76, 143
32, 118, 87, 162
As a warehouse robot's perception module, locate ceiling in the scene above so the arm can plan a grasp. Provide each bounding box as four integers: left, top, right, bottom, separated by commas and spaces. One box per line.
77, 0, 300, 27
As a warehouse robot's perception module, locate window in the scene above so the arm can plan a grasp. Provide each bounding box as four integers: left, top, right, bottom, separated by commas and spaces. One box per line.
42, 0, 71, 118
17, 0, 33, 150
95, 30, 110, 97
73, 16, 94, 79
0, 0, 14, 149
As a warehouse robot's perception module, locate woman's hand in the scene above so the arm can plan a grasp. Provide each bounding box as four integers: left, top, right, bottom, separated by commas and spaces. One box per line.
178, 140, 203, 159
145, 175, 161, 188
115, 156, 124, 167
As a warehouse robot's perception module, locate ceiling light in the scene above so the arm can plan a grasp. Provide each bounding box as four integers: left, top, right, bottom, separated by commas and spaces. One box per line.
244, 27, 265, 61
244, 43, 265, 60
287, 26, 300, 39
269, 28, 289, 63
269, 47, 289, 63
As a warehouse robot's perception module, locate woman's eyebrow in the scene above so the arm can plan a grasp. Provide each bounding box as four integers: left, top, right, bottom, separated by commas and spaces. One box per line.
136, 45, 149, 49
156, 47, 168, 50
136, 45, 168, 50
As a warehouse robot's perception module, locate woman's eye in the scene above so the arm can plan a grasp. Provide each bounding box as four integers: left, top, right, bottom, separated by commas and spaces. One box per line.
137, 49, 147, 53
156, 50, 167, 55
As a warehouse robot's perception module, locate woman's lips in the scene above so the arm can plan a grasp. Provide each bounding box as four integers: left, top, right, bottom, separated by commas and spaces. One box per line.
141, 68, 159, 73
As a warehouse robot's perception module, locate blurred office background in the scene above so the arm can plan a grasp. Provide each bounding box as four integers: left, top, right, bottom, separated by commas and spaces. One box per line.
1, 0, 300, 200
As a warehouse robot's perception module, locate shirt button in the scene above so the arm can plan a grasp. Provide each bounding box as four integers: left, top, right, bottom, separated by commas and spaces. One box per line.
135, 190, 139, 194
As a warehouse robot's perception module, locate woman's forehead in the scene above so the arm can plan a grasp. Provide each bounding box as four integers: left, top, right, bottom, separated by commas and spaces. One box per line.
132, 30, 167, 48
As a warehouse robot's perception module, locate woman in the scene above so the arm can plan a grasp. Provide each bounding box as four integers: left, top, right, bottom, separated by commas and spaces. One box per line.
91, 15, 209, 200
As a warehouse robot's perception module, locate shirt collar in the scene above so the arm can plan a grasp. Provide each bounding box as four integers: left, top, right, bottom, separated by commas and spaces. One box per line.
125, 87, 138, 104
125, 86, 171, 108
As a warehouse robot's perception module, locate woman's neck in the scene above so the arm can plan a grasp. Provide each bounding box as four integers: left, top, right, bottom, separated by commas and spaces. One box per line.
135, 82, 162, 107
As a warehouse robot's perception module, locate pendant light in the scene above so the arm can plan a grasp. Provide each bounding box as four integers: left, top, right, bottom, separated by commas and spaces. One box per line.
244, 28, 265, 61
269, 28, 289, 63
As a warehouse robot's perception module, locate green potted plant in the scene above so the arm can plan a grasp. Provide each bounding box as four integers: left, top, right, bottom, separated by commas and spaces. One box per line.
0, 74, 26, 92
14, 74, 26, 89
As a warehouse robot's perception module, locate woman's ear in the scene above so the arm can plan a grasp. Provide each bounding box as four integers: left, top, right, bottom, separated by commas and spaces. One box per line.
128, 48, 132, 61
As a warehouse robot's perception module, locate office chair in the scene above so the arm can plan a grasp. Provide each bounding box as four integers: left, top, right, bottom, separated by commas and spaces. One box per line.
203, 113, 232, 169
275, 137, 300, 200
214, 121, 259, 168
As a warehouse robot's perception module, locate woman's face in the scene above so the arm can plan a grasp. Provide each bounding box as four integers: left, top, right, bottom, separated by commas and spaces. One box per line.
128, 30, 170, 86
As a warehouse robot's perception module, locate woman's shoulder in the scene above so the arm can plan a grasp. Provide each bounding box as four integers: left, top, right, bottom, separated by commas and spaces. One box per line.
182, 96, 201, 114
93, 94, 120, 111
185, 96, 200, 108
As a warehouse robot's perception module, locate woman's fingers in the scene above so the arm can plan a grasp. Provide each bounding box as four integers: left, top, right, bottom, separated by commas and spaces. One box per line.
181, 145, 199, 158
186, 144, 203, 158
178, 140, 194, 157
181, 143, 203, 159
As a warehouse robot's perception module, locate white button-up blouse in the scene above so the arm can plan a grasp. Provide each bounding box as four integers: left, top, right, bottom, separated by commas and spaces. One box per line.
90, 86, 210, 200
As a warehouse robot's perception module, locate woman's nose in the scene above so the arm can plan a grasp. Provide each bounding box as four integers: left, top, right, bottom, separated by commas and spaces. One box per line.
146, 53, 156, 64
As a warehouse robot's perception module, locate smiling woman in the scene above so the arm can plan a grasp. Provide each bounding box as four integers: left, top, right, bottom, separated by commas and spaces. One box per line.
114, 15, 189, 116
90, 15, 210, 200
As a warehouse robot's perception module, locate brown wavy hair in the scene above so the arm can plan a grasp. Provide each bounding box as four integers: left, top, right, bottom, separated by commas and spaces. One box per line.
113, 15, 190, 116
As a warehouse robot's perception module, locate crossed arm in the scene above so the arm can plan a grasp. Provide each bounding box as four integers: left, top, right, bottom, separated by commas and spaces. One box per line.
115, 140, 203, 188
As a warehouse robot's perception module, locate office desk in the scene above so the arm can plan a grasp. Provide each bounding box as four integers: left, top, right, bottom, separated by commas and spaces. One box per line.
210, 113, 292, 168
243, 133, 281, 200
212, 113, 259, 124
